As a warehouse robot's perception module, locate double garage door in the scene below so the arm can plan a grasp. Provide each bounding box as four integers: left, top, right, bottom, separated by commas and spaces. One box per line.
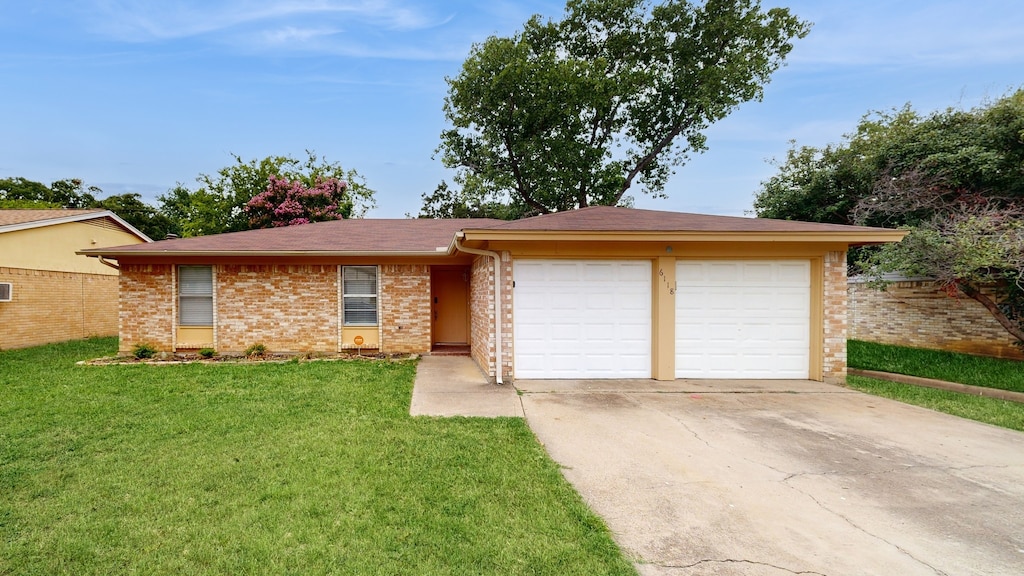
513, 259, 810, 379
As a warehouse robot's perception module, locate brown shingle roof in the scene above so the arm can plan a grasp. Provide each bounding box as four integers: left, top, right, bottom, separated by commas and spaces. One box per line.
83, 218, 504, 255
80, 206, 904, 257
471, 205, 887, 233
0, 208, 107, 227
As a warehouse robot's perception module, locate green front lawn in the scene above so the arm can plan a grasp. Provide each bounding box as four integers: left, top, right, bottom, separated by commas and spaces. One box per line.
847, 340, 1024, 432
848, 339, 1024, 393
846, 376, 1024, 432
0, 339, 635, 575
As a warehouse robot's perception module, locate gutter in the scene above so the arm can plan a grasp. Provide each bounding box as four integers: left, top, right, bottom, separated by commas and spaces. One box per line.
453, 232, 504, 385
77, 249, 457, 258
97, 256, 120, 270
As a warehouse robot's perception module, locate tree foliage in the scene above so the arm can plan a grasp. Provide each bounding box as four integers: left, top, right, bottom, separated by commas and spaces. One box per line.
244, 175, 351, 228
417, 181, 530, 220
0, 177, 171, 239
754, 92, 1024, 224
158, 151, 375, 236
435, 0, 809, 217
0, 177, 99, 208
754, 89, 1024, 344
92, 193, 177, 240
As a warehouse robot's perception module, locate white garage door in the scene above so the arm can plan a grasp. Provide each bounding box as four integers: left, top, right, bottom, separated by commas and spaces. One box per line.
514, 260, 651, 379
676, 260, 810, 379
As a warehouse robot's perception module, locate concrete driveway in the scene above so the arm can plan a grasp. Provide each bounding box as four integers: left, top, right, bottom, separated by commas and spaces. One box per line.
516, 379, 1024, 576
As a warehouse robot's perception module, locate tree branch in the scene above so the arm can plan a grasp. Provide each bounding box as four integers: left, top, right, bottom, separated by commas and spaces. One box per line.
617, 104, 698, 201
957, 282, 1024, 343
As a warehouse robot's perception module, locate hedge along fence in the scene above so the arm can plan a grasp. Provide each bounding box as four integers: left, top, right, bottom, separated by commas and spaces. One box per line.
848, 276, 1023, 360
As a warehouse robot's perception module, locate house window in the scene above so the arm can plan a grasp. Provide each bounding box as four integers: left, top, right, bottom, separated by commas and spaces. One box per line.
343, 266, 378, 325
179, 266, 213, 326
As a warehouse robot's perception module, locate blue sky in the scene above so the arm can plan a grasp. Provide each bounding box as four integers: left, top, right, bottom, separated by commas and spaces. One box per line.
1, 1, 1022, 218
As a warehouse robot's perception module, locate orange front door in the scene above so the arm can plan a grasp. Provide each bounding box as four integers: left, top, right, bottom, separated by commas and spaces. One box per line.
432, 268, 470, 344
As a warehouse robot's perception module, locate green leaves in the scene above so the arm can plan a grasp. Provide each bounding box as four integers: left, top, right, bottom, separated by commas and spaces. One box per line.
157, 151, 375, 237
438, 0, 809, 216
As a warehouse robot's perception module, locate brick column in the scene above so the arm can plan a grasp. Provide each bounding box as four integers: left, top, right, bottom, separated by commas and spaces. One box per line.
822, 251, 848, 383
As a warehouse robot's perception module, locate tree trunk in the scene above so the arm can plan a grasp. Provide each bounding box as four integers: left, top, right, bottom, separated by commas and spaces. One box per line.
957, 282, 1024, 343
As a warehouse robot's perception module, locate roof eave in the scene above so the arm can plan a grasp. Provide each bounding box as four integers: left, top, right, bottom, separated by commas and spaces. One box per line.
1, 210, 152, 242
460, 229, 909, 244
77, 249, 459, 258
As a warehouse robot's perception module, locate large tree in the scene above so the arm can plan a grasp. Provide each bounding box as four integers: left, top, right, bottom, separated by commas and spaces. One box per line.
754, 89, 1024, 345
433, 0, 808, 217
0, 177, 173, 239
159, 151, 374, 237
0, 177, 99, 208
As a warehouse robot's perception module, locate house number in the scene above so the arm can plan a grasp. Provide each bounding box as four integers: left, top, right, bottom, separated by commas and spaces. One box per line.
658, 268, 676, 295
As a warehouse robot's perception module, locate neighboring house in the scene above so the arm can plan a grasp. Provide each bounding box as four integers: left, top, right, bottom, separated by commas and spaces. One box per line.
0, 209, 151, 349
79, 206, 903, 383
849, 275, 1024, 360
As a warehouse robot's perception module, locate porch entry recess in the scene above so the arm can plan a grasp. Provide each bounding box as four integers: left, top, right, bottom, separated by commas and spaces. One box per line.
431, 267, 470, 345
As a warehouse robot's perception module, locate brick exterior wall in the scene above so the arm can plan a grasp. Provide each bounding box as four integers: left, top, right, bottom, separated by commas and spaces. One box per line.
469, 255, 494, 377
217, 265, 338, 353
822, 251, 848, 383
379, 264, 432, 353
849, 279, 1023, 360
0, 267, 119, 350
468, 253, 513, 381
498, 251, 513, 379
119, 263, 175, 354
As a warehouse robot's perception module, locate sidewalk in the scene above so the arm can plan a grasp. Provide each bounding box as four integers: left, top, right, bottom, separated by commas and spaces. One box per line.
409, 355, 524, 417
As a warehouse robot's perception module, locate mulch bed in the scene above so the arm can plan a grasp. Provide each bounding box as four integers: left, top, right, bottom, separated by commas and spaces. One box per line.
79, 352, 416, 366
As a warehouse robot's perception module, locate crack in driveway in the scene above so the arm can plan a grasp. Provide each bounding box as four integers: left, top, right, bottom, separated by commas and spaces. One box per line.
781, 478, 950, 576
655, 558, 828, 575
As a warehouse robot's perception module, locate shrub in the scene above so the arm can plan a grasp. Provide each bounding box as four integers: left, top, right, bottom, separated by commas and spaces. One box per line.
198, 348, 216, 359
244, 343, 267, 358
132, 343, 157, 359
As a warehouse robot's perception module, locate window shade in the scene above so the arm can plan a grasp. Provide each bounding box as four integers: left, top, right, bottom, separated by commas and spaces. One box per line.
179, 266, 213, 296
343, 266, 377, 295
343, 266, 377, 325
179, 266, 213, 326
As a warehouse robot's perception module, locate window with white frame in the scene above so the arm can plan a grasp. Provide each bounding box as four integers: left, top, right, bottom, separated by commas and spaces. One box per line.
0, 282, 11, 302
343, 266, 378, 325
179, 266, 213, 326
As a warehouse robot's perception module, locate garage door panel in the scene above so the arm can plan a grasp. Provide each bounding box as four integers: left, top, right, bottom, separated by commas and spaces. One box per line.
677, 260, 810, 379
514, 260, 652, 379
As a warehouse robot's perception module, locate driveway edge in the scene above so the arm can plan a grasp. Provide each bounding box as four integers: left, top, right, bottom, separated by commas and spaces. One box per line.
848, 368, 1024, 404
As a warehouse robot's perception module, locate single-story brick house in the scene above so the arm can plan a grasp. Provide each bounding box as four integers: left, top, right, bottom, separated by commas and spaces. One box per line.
79, 206, 904, 383
1, 209, 151, 349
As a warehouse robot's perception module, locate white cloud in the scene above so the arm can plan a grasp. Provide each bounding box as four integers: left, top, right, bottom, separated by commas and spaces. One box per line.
86, 0, 448, 41
261, 26, 340, 45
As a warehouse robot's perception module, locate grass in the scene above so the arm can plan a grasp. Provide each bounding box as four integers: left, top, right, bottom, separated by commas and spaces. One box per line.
846, 340, 1024, 432
846, 376, 1024, 432
848, 339, 1024, 393
0, 338, 636, 576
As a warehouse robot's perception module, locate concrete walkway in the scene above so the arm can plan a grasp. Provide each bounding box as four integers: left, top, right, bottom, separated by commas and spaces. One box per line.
409, 355, 524, 417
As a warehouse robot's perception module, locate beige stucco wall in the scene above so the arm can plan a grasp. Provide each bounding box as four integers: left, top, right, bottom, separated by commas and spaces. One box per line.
0, 220, 144, 275
849, 279, 1023, 360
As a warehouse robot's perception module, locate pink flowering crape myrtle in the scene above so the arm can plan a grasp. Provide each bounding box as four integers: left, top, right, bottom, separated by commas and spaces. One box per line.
245, 175, 350, 228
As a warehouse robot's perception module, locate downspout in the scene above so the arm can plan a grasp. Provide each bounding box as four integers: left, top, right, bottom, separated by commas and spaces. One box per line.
98, 256, 120, 270
453, 232, 504, 385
